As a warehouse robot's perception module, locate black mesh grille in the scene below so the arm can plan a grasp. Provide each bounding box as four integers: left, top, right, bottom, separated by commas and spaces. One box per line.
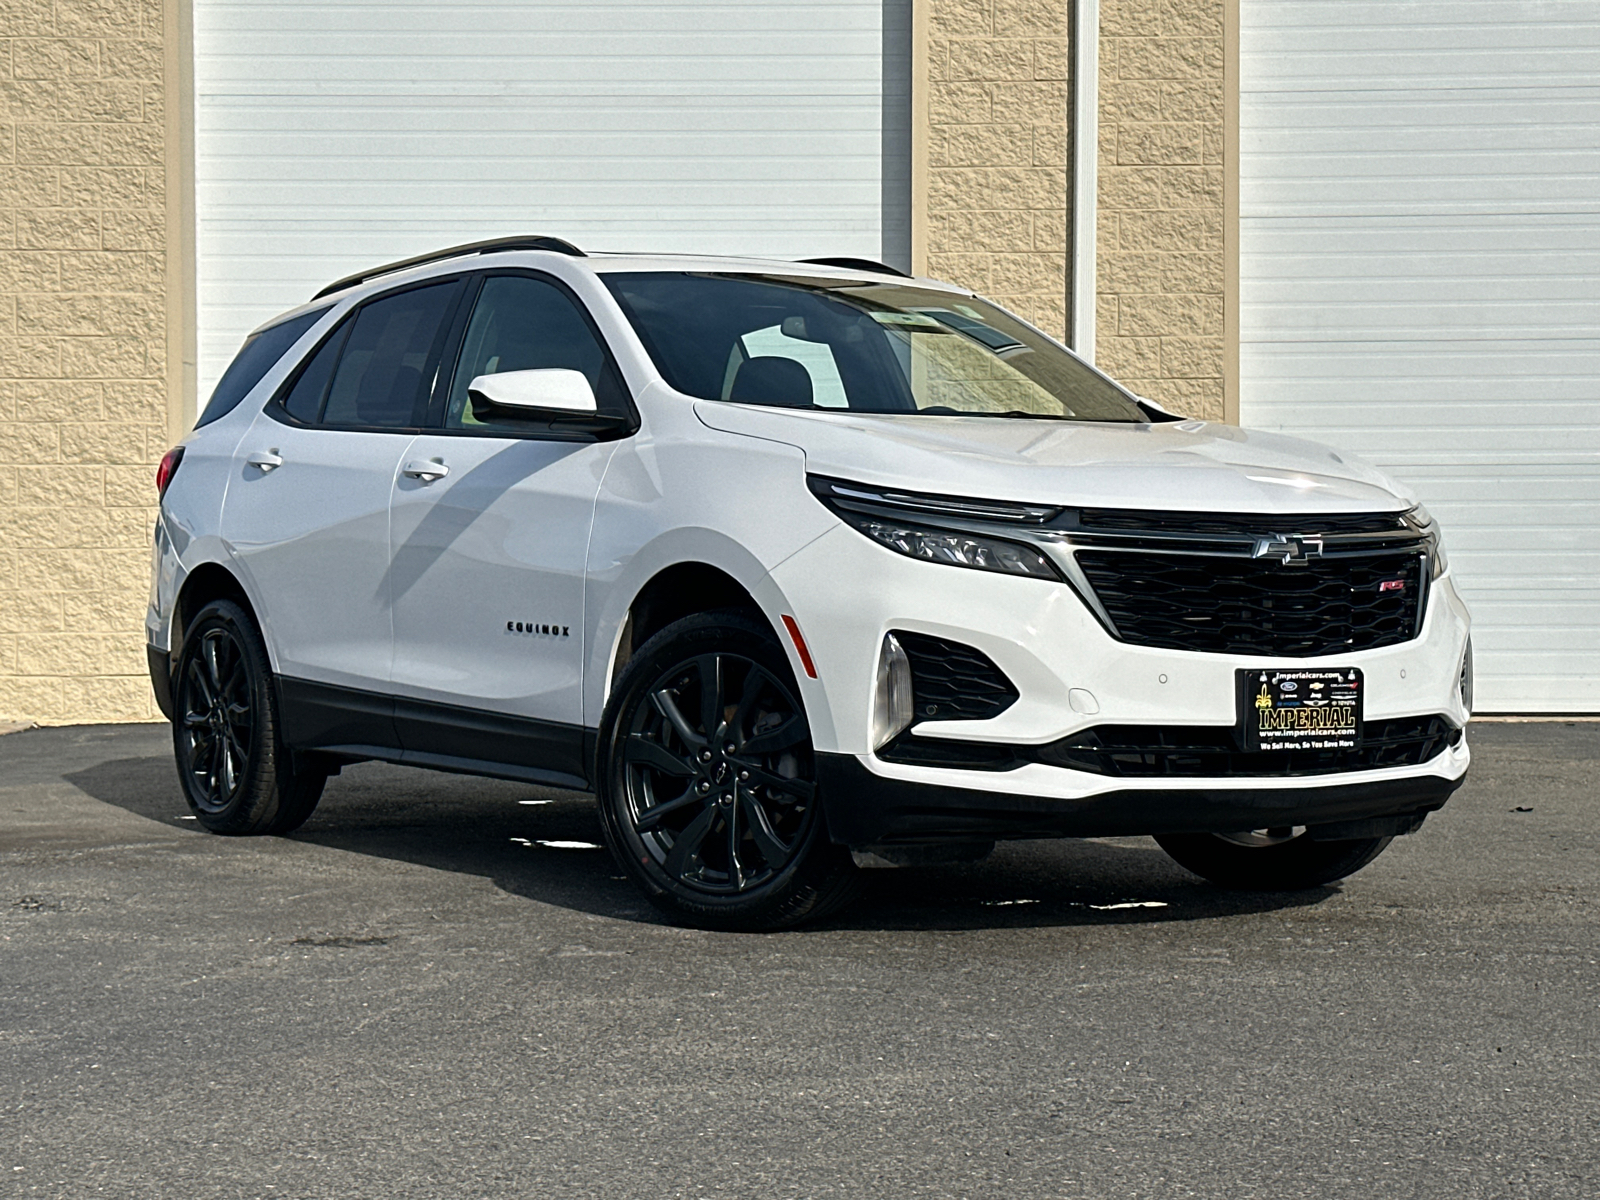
893, 631, 1018, 721
1034, 715, 1461, 778
1076, 549, 1425, 656
881, 715, 1461, 777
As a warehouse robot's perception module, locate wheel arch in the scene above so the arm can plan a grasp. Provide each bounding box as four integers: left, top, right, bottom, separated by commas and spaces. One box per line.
610, 561, 766, 685
172, 561, 258, 664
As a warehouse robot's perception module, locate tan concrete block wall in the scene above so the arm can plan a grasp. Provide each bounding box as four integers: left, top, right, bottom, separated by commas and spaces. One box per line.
1096, 0, 1225, 420
926, 0, 1069, 338
0, 2, 168, 725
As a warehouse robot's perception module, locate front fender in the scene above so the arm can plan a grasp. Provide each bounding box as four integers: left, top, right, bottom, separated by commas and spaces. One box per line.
581, 422, 836, 729
582, 524, 833, 737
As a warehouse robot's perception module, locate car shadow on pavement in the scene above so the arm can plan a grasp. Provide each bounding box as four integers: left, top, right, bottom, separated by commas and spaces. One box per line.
65, 753, 1337, 932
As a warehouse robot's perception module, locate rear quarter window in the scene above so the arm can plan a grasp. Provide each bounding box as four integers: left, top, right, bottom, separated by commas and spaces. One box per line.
195, 307, 330, 428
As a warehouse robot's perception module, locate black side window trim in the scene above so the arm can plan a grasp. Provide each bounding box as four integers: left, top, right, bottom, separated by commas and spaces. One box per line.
422, 267, 640, 442
264, 275, 469, 434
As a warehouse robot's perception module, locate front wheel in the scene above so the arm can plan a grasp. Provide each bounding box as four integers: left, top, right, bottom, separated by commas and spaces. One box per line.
595, 610, 859, 930
172, 599, 326, 835
1155, 827, 1392, 891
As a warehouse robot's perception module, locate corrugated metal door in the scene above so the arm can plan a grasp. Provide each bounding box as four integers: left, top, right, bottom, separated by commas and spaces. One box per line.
1240, 0, 1600, 712
194, 0, 908, 397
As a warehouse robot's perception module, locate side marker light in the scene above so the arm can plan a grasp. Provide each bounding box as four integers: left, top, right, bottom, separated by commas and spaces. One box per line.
780, 614, 818, 679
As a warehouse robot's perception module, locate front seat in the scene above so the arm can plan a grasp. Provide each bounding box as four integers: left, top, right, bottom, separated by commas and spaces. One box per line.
730, 356, 814, 408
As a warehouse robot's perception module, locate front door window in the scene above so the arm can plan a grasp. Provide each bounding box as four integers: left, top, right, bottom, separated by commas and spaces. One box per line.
445, 274, 629, 431
387, 272, 629, 748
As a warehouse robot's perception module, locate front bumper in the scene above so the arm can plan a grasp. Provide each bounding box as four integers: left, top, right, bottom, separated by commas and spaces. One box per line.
818, 750, 1467, 846
767, 519, 1473, 836
773, 524, 1472, 757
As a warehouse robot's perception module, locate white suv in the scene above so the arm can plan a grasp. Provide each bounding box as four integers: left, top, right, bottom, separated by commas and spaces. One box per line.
148, 236, 1472, 929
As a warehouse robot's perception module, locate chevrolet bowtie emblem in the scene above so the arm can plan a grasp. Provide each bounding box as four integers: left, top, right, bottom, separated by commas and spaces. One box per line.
1253, 534, 1324, 565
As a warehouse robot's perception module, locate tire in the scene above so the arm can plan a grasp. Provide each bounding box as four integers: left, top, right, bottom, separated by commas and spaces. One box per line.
1155, 828, 1392, 891
171, 598, 326, 836
595, 609, 859, 930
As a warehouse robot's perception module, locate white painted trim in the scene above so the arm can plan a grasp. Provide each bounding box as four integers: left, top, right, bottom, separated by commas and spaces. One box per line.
1069, 0, 1098, 361
165, 0, 196, 438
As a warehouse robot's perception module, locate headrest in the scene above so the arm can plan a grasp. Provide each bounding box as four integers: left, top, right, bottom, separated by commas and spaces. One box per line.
729, 356, 814, 408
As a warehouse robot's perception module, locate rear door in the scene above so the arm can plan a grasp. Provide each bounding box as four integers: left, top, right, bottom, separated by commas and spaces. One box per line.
222, 278, 465, 740
386, 272, 631, 782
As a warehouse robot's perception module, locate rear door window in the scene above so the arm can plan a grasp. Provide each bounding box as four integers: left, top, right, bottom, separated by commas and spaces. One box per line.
322, 282, 461, 427
275, 280, 462, 429
280, 324, 345, 424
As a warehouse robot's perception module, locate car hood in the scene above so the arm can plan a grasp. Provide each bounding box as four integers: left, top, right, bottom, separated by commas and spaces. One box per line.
693, 402, 1412, 514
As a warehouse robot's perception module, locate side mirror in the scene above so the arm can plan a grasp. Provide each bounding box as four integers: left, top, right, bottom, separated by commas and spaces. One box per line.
468, 368, 598, 417
1131, 393, 1187, 423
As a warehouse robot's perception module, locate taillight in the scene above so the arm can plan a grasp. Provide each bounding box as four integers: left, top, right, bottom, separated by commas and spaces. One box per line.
156, 446, 185, 500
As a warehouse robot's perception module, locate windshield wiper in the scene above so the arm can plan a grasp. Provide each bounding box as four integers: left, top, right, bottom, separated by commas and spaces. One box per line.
963, 409, 1076, 420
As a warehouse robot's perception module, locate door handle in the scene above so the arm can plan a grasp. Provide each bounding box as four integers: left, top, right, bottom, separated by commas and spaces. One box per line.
246, 451, 283, 472
402, 459, 450, 482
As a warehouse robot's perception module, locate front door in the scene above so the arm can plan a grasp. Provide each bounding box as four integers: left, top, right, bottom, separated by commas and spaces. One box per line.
221, 277, 464, 732
387, 272, 633, 781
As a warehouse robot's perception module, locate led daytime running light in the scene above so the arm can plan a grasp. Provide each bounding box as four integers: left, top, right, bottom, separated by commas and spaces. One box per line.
871, 633, 915, 749
1407, 504, 1449, 579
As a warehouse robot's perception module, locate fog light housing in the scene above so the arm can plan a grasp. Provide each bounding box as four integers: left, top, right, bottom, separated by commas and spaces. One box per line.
872, 633, 915, 749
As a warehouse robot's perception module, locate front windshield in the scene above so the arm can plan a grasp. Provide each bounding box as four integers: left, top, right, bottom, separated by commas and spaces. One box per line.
602, 272, 1147, 422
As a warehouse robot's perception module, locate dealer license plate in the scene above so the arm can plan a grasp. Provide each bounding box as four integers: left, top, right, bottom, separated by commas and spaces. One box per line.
1238, 667, 1363, 752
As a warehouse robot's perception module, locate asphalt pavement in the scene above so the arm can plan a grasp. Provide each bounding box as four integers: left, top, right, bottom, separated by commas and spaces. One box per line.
3, 720, 1597, 1199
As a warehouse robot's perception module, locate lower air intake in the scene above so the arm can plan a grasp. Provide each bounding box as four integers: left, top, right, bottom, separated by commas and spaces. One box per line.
892, 631, 1018, 722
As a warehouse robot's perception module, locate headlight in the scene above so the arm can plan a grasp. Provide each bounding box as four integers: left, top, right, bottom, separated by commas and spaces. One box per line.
1460, 638, 1474, 715
848, 515, 1062, 579
1407, 504, 1449, 579
809, 475, 1065, 581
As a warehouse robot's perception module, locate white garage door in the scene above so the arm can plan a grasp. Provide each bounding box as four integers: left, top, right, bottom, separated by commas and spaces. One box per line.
194, 0, 908, 398
1240, 0, 1600, 712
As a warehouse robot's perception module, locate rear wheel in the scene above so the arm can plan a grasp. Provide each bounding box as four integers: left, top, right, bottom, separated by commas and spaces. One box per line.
172, 599, 326, 835
595, 610, 858, 930
1155, 827, 1391, 891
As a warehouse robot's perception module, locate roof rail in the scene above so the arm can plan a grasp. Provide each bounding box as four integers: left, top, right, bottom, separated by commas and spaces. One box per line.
312, 235, 586, 300
796, 256, 911, 278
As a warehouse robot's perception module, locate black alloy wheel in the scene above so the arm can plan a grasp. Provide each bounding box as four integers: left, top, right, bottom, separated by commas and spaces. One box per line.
1154, 828, 1393, 891
597, 610, 858, 929
178, 623, 254, 813
171, 599, 326, 835
625, 650, 811, 894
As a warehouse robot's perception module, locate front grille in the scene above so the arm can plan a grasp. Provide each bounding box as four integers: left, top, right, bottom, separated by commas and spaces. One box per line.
1078, 509, 1410, 539
1075, 549, 1425, 657
880, 715, 1462, 777
894, 631, 1018, 721
1035, 715, 1461, 778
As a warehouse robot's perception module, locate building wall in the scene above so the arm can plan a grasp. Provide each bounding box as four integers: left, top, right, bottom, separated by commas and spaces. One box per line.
1095, 0, 1226, 420
925, 0, 1070, 339
0, 0, 1233, 726
0, 0, 170, 724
